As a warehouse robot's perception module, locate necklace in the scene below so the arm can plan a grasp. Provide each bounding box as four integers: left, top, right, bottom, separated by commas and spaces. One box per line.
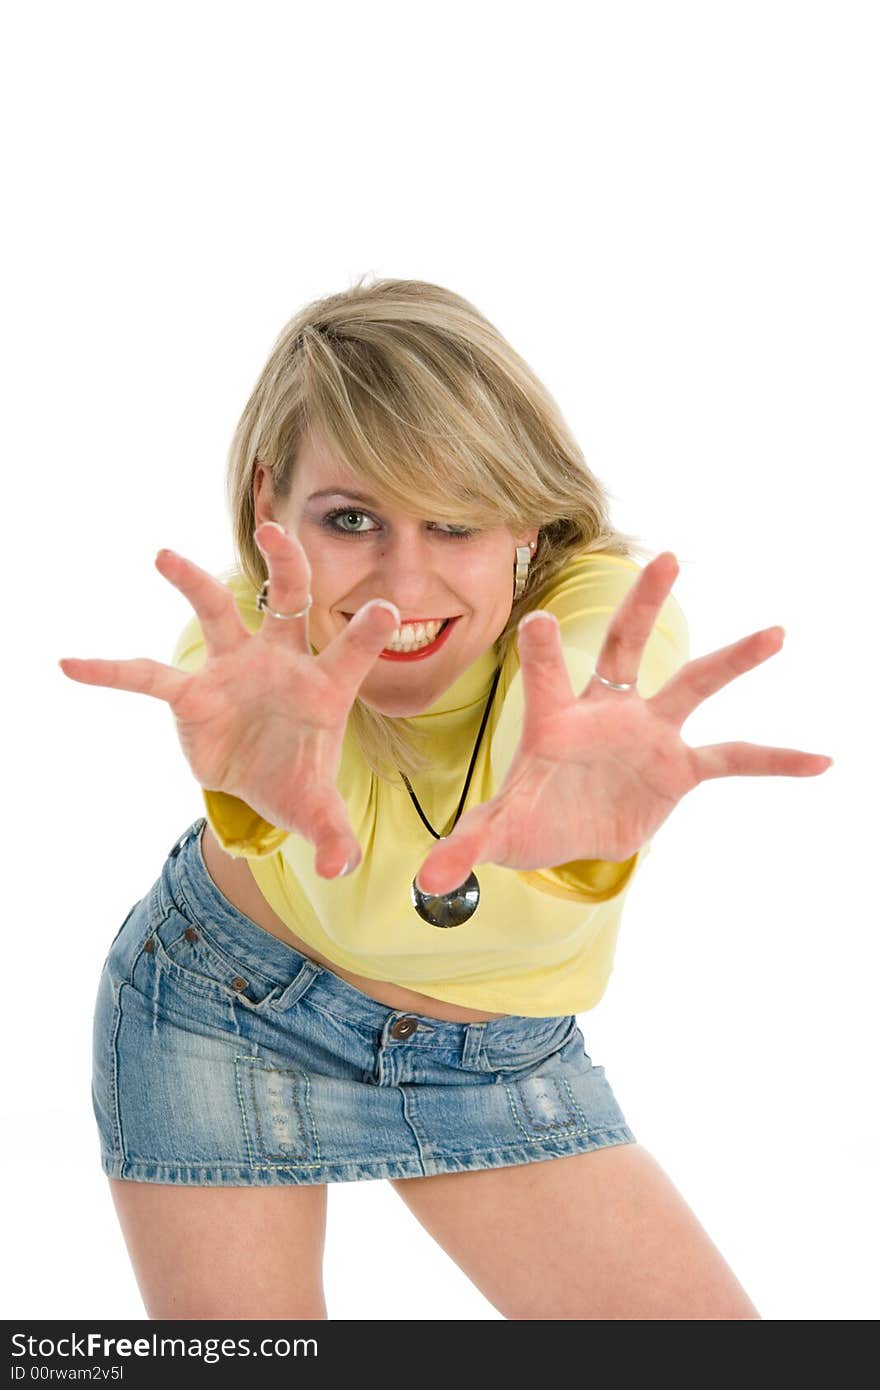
401, 665, 503, 927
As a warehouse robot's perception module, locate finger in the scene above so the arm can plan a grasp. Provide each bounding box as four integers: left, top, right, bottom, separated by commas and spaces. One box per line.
588, 551, 680, 691
316, 598, 402, 696
414, 805, 495, 896
414, 839, 478, 897
253, 522, 314, 652
516, 611, 575, 738
650, 626, 786, 728
154, 548, 251, 658
302, 784, 364, 880
691, 741, 834, 783
58, 654, 187, 704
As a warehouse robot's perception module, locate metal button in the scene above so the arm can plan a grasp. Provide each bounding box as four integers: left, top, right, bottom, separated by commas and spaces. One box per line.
391, 1017, 419, 1039
144, 937, 155, 954
230, 976, 248, 991
183, 927, 199, 942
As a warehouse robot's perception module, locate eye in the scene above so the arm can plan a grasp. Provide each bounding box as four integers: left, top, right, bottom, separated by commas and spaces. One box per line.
322, 509, 477, 539
323, 508, 378, 535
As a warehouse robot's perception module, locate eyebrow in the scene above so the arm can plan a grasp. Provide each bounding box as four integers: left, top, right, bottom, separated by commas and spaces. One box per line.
306, 487, 381, 506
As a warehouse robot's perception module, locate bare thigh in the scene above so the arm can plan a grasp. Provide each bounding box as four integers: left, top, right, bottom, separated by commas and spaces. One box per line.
108, 1178, 329, 1320
389, 1142, 761, 1320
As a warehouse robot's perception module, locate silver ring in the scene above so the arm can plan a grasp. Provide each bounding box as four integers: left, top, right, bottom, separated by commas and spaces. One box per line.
256, 580, 313, 621
593, 670, 635, 691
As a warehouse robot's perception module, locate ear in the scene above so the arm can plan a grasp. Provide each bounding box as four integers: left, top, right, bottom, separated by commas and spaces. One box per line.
252, 463, 277, 529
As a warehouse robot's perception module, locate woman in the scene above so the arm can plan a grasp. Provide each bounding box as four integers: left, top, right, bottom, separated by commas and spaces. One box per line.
60, 277, 831, 1320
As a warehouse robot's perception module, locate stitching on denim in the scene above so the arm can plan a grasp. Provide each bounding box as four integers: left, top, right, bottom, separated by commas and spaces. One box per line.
234, 1054, 255, 1167
109, 1156, 328, 1172
557, 1072, 588, 1129
108, 995, 123, 1159
150, 931, 278, 1012
100, 1128, 636, 1178
235, 1055, 317, 1165
516, 1075, 580, 1134
303, 1071, 321, 1163
503, 1073, 581, 1140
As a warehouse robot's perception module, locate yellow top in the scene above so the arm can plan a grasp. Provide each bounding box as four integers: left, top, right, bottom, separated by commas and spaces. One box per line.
170, 551, 689, 1017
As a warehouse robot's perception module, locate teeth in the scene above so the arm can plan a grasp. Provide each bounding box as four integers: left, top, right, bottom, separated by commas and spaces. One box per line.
385, 619, 446, 651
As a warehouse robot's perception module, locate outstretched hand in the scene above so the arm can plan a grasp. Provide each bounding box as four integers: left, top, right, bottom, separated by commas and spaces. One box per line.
415, 552, 833, 897
58, 523, 403, 880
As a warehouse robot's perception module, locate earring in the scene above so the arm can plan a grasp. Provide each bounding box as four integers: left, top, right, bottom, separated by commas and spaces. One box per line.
513, 540, 537, 601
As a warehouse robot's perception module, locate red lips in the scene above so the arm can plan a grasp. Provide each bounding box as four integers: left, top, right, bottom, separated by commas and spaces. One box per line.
377, 616, 459, 662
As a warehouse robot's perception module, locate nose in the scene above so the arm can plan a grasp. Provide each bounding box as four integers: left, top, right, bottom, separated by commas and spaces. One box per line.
367, 533, 455, 615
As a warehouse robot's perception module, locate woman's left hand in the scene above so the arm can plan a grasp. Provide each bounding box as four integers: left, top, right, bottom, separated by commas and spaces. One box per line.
415, 552, 833, 897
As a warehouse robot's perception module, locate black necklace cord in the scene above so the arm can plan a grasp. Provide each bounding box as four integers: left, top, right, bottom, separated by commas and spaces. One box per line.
398, 665, 503, 841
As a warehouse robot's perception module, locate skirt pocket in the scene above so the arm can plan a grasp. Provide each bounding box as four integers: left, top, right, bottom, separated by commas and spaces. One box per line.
145, 908, 284, 1014
481, 1014, 583, 1081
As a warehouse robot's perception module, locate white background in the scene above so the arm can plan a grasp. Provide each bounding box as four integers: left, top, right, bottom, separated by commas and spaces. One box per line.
2, 0, 876, 1321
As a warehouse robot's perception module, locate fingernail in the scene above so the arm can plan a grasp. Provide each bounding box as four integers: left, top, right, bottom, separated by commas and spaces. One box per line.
335, 854, 359, 877
520, 610, 551, 629
370, 600, 401, 624
255, 523, 285, 552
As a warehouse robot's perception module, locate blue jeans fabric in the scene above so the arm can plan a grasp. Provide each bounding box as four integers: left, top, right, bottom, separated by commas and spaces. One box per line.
92, 817, 637, 1185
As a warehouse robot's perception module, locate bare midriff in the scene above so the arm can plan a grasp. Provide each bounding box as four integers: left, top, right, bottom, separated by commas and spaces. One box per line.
199, 821, 510, 1023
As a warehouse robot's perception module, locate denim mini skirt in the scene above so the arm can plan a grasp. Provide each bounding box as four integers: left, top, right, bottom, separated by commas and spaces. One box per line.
92, 816, 637, 1186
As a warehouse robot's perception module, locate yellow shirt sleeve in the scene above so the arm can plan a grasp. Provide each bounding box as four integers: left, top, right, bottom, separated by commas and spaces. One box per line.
490, 553, 691, 903
198, 790, 291, 859
169, 573, 291, 860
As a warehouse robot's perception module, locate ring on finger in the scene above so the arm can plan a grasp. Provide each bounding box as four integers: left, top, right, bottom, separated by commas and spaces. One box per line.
593, 670, 635, 691
256, 581, 313, 621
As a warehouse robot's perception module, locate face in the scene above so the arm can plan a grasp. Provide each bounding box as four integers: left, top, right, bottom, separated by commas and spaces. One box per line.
253, 432, 538, 716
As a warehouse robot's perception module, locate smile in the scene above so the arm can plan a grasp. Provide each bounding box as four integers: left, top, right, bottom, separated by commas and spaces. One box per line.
342, 613, 461, 661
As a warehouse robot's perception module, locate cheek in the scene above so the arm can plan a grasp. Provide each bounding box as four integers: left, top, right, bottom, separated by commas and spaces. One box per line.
298, 542, 352, 607
454, 550, 511, 596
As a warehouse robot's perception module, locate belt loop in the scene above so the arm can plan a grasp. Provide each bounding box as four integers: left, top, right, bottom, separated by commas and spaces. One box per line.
272, 958, 323, 1013
462, 1021, 487, 1066
167, 817, 204, 860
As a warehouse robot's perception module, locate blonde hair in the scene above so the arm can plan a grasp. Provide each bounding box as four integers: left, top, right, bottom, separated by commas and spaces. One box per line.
220, 276, 652, 784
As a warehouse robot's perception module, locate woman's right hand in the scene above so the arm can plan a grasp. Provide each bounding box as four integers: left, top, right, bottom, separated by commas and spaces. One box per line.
58, 522, 401, 879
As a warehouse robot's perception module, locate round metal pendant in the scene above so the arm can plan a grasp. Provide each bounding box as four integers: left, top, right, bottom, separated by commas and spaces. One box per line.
410, 869, 481, 927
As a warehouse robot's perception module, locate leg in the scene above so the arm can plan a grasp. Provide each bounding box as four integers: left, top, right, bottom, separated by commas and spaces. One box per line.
389, 1142, 760, 1319
108, 1178, 329, 1319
